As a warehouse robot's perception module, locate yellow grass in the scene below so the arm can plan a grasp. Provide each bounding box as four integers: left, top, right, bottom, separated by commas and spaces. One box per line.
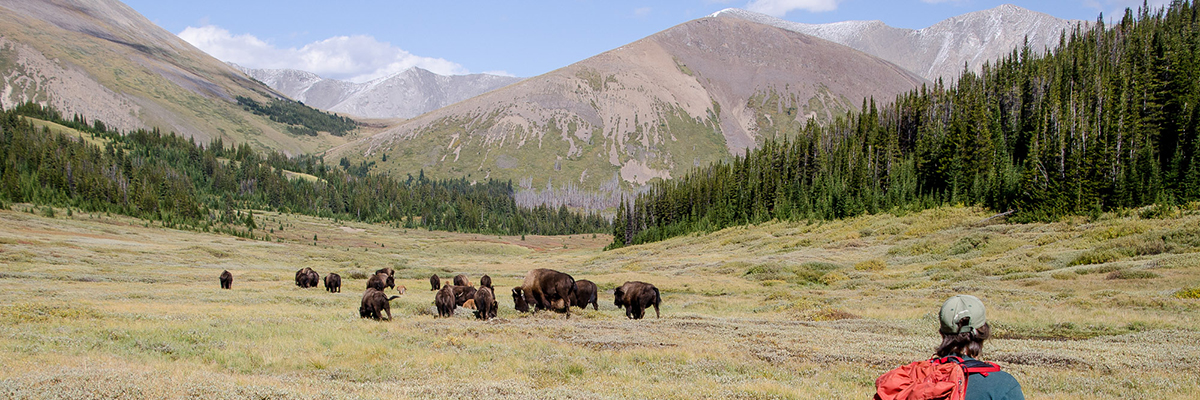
0, 205, 1198, 399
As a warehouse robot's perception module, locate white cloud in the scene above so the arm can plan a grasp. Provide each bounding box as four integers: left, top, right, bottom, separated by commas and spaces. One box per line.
634, 7, 653, 18
745, 0, 841, 17
178, 25, 468, 82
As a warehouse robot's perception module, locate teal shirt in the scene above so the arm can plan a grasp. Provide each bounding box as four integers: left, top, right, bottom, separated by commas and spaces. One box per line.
959, 355, 1024, 400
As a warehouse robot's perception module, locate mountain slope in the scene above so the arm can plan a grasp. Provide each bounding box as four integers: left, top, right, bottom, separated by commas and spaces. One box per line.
713, 5, 1084, 82
338, 16, 925, 192
0, 0, 347, 155
238, 65, 523, 119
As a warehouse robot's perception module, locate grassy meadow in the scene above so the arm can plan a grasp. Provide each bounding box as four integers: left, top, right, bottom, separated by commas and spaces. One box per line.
0, 204, 1198, 399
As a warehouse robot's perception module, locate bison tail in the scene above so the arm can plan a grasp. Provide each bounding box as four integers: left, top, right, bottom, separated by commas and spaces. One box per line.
386, 295, 401, 301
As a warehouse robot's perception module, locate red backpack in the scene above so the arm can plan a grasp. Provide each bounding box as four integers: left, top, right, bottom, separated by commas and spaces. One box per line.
874, 356, 1002, 400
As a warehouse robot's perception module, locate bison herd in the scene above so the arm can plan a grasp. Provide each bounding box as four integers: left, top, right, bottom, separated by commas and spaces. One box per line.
219, 267, 662, 321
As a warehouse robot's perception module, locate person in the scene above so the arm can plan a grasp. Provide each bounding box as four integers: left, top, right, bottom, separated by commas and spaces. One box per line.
875, 294, 1024, 400
934, 294, 1024, 400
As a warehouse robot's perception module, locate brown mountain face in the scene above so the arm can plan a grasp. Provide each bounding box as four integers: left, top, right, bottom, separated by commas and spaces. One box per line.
345, 16, 925, 192
0, 0, 346, 156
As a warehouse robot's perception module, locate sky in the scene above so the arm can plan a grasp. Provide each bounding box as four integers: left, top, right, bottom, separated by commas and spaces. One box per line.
122, 0, 1171, 83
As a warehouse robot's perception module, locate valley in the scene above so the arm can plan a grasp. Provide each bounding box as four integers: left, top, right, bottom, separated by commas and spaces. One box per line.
1, 204, 1197, 398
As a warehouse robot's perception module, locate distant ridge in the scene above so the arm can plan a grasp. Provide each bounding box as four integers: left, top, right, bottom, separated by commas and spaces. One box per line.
236, 65, 523, 119
712, 5, 1085, 82
338, 15, 926, 192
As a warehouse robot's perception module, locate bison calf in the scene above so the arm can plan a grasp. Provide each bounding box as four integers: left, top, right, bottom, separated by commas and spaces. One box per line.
473, 287, 498, 320
219, 269, 232, 288
325, 273, 342, 293
359, 288, 401, 320
614, 281, 661, 319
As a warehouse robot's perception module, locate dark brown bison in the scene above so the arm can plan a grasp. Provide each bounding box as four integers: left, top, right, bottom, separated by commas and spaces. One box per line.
520, 269, 577, 315
435, 285, 456, 317
473, 287, 498, 320
429, 275, 441, 291
512, 287, 530, 313
614, 281, 661, 319
324, 273, 341, 293
453, 274, 471, 287
359, 288, 401, 320
574, 280, 598, 310
480, 274, 493, 290
376, 267, 395, 277
451, 285, 477, 307
366, 272, 395, 291
219, 270, 232, 289
295, 267, 319, 288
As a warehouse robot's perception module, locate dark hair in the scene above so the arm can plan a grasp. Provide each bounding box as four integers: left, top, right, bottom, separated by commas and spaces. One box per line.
935, 322, 991, 358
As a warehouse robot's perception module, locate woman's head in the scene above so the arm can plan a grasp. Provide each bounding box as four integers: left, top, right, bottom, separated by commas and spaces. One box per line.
935, 295, 990, 357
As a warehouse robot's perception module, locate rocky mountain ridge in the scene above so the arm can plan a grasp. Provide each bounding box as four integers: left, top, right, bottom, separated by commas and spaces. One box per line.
236, 65, 522, 119
712, 4, 1085, 82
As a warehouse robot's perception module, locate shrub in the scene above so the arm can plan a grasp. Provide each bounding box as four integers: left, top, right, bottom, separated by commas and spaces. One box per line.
1174, 287, 1200, 299
1070, 249, 1124, 266
854, 259, 886, 272
1106, 270, 1160, 280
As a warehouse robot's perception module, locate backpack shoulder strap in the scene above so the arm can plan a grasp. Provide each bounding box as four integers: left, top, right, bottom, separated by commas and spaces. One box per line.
958, 359, 1002, 377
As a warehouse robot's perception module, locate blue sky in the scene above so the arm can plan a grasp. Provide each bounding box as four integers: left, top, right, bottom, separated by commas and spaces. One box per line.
123, 0, 1169, 82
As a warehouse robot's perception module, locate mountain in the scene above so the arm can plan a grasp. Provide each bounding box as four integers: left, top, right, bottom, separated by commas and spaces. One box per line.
712, 5, 1084, 82
335, 15, 926, 194
0, 0, 346, 156
236, 65, 523, 119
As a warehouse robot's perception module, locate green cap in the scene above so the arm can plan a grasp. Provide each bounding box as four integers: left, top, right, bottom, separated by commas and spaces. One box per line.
939, 295, 986, 334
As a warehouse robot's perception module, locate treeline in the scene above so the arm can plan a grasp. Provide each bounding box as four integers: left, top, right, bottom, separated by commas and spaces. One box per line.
610, 2, 1200, 248
236, 95, 356, 136
0, 104, 608, 238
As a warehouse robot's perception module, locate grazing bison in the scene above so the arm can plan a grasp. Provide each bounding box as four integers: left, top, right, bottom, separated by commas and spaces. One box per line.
512, 287, 530, 313
451, 285, 478, 307
429, 275, 441, 291
453, 274, 471, 287
295, 267, 319, 288
520, 269, 577, 315
480, 274, 493, 290
435, 285, 456, 317
614, 281, 661, 319
359, 288, 401, 320
376, 267, 395, 278
366, 272, 395, 291
473, 287, 498, 320
574, 280, 599, 310
219, 270, 233, 289
324, 273, 341, 293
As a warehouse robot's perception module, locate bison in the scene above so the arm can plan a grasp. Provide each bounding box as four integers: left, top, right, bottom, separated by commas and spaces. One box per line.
574, 280, 599, 310
451, 285, 478, 307
429, 275, 441, 291
473, 287, 498, 320
520, 269, 577, 315
614, 281, 661, 319
295, 267, 319, 288
376, 267, 395, 278
324, 272, 341, 293
366, 272, 395, 291
480, 274, 493, 290
359, 288, 401, 320
512, 287, 530, 313
219, 270, 232, 289
453, 274, 471, 287
435, 285, 456, 317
